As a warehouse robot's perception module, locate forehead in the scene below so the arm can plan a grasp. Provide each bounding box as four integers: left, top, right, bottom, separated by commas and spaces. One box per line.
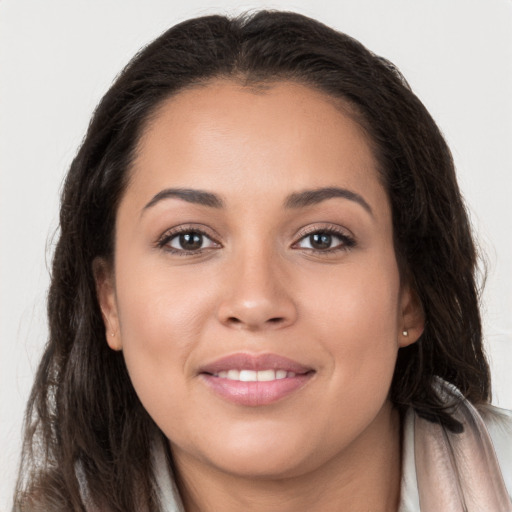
128, 80, 385, 210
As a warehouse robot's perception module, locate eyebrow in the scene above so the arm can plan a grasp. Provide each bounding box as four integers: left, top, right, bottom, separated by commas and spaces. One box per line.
143, 188, 224, 212
142, 186, 372, 216
284, 187, 373, 215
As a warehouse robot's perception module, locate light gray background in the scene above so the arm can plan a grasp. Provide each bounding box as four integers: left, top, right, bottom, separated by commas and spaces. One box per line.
1, 0, 511, 510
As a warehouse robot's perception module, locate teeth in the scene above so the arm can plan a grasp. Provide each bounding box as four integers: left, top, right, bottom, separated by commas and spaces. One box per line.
239, 370, 257, 382
227, 369, 239, 380
214, 369, 297, 381
257, 369, 276, 382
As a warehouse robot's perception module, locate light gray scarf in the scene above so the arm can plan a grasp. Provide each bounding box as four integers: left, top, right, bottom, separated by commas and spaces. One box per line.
399, 383, 512, 511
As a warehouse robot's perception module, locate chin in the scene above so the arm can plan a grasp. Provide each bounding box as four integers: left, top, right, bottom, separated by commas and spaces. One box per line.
213, 449, 314, 480
190, 426, 326, 480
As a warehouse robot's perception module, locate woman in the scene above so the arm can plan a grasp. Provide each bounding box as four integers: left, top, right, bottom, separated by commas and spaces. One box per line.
13, 10, 512, 512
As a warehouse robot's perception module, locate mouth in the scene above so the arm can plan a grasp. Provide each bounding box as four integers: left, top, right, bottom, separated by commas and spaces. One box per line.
199, 353, 315, 406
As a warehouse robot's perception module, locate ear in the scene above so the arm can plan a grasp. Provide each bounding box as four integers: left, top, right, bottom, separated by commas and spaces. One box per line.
93, 257, 122, 351
398, 282, 425, 348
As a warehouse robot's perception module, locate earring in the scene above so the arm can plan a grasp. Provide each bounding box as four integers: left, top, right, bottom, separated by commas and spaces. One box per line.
111, 332, 115, 337
402, 330, 409, 337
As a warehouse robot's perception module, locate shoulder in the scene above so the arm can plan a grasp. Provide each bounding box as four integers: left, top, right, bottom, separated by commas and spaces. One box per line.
478, 404, 512, 496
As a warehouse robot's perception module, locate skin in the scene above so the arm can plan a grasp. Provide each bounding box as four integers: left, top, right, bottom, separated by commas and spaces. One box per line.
96, 80, 424, 512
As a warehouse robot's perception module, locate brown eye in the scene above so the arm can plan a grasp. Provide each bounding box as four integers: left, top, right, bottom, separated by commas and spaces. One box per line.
165, 230, 218, 252
177, 232, 203, 250
309, 233, 332, 250
295, 229, 355, 252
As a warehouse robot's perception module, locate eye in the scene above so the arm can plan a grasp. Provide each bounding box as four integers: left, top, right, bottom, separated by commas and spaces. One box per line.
158, 228, 220, 254
294, 229, 355, 252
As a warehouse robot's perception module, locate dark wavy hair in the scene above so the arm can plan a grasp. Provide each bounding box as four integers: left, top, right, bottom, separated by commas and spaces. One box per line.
14, 10, 490, 511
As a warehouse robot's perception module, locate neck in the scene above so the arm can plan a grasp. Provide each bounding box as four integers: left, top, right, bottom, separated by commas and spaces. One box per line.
171, 402, 402, 512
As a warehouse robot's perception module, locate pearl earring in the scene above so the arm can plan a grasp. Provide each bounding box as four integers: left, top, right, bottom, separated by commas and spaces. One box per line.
402, 330, 409, 337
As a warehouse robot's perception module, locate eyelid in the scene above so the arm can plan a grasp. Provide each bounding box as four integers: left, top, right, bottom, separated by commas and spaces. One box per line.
292, 223, 356, 252
156, 224, 222, 254
294, 223, 355, 240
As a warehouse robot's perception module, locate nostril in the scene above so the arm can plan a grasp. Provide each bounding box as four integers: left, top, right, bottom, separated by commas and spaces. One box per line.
225, 316, 285, 328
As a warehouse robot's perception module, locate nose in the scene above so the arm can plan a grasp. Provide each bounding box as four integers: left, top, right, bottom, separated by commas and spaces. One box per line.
216, 250, 298, 331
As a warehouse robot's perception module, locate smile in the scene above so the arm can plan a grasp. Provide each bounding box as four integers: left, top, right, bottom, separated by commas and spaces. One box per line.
199, 353, 315, 406
214, 369, 296, 381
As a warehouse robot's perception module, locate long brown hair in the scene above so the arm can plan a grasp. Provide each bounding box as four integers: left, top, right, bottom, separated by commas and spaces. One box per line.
14, 10, 490, 511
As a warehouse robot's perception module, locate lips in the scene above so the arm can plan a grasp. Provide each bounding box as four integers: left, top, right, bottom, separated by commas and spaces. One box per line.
200, 353, 312, 375
199, 353, 315, 406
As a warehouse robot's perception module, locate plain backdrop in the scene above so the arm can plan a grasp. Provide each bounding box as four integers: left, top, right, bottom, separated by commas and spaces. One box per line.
1, 0, 511, 509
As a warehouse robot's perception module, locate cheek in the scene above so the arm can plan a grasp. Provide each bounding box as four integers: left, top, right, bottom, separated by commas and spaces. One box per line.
292, 260, 401, 450
117, 277, 205, 352
114, 245, 219, 347
112, 260, 218, 420
303, 257, 401, 383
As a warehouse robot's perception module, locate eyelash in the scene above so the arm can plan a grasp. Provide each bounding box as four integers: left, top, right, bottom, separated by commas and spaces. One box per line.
293, 226, 356, 254
156, 225, 221, 256
156, 225, 356, 256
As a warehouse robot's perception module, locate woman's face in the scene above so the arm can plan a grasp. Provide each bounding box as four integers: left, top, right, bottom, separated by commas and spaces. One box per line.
98, 80, 422, 479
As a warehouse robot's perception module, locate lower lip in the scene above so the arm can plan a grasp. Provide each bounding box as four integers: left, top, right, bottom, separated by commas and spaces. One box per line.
200, 373, 313, 406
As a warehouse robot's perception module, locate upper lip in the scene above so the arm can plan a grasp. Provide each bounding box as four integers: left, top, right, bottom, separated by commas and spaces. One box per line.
199, 353, 314, 375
